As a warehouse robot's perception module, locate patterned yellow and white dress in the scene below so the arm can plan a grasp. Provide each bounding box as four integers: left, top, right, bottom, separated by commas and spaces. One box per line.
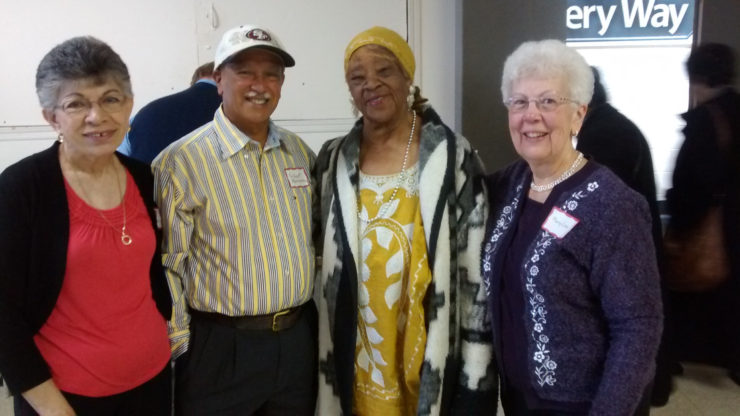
353, 163, 432, 416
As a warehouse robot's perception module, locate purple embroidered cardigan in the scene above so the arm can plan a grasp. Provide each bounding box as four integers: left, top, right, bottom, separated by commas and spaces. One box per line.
482, 160, 662, 415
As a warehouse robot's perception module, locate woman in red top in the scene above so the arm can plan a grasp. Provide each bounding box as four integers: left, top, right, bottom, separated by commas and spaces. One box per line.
0, 37, 172, 415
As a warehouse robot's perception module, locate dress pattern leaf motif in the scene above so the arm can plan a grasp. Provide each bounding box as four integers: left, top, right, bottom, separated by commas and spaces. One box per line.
353, 164, 431, 410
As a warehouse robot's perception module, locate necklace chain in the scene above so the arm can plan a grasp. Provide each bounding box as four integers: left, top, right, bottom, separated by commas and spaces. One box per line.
530, 152, 584, 193
73, 164, 132, 245
358, 111, 416, 224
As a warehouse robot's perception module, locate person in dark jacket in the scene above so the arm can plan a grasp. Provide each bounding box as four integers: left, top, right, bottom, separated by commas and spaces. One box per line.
666, 42, 740, 386
484, 39, 662, 415
0, 36, 172, 416
121, 61, 222, 163
577, 67, 663, 249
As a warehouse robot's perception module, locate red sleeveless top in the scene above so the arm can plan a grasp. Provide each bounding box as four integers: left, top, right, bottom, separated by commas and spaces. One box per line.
34, 171, 170, 397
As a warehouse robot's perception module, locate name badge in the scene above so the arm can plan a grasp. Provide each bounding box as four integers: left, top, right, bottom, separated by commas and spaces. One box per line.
285, 168, 310, 188
542, 207, 579, 239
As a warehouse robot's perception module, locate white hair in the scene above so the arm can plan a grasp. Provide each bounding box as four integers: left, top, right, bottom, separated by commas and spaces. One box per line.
501, 39, 594, 105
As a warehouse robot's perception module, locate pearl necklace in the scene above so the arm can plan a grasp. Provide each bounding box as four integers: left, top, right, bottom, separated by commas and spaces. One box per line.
530, 152, 584, 193
358, 111, 417, 224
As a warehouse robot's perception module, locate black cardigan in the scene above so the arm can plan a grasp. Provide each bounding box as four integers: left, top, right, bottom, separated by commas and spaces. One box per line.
0, 142, 172, 394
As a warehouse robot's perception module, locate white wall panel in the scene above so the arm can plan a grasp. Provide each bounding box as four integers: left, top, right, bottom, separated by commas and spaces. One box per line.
0, 0, 426, 173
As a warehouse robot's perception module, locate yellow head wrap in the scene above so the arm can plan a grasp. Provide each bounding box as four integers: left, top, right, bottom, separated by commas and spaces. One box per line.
344, 26, 416, 81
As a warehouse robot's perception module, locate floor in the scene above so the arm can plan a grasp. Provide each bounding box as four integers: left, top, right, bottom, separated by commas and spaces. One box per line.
490, 362, 740, 415
650, 363, 740, 416
2, 362, 739, 415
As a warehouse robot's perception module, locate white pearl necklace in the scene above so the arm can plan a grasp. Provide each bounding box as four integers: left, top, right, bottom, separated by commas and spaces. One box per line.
358, 111, 417, 224
530, 152, 584, 193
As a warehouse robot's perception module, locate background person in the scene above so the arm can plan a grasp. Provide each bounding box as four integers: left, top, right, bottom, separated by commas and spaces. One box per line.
153, 25, 317, 415
120, 61, 222, 163
314, 26, 497, 416
666, 42, 740, 386
576, 66, 662, 238
483, 39, 662, 415
0, 36, 172, 416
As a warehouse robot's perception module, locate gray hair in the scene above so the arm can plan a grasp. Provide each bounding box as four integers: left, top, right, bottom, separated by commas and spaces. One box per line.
501, 39, 593, 105
36, 36, 132, 110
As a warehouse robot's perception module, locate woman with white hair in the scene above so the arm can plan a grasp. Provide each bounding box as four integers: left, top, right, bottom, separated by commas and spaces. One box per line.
482, 39, 662, 415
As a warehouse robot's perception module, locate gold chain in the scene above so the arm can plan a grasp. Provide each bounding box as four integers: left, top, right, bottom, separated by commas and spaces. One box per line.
73, 163, 132, 246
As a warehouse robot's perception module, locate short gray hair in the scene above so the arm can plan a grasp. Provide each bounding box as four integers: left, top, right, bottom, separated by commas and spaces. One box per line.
36, 36, 132, 110
501, 39, 593, 105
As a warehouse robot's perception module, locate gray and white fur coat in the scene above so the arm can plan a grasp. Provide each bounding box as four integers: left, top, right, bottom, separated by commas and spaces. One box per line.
313, 105, 498, 415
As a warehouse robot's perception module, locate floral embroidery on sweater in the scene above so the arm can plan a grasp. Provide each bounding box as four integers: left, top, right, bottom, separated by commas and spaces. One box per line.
526, 180, 600, 387
482, 185, 523, 296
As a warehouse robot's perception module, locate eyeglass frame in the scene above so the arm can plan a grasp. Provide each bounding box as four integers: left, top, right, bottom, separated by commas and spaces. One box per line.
53, 93, 130, 117
503, 95, 579, 113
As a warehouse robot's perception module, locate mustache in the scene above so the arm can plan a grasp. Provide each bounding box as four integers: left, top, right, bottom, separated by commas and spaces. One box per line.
246, 91, 273, 100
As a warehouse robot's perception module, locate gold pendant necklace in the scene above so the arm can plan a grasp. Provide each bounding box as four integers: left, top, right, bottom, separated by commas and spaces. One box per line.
73, 163, 132, 246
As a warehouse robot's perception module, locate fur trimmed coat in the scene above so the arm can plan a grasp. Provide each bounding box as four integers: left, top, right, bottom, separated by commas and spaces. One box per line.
313, 105, 497, 415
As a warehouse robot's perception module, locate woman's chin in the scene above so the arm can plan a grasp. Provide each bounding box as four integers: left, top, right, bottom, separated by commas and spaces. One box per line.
517, 147, 550, 164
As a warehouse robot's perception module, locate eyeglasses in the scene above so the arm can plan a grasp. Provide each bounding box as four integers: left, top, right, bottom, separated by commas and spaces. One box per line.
504, 96, 578, 113
55, 94, 128, 116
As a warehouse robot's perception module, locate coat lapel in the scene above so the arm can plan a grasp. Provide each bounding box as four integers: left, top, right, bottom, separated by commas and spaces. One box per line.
335, 145, 360, 267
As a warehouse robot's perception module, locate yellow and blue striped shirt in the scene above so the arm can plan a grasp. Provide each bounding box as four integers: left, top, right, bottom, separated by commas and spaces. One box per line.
153, 107, 315, 357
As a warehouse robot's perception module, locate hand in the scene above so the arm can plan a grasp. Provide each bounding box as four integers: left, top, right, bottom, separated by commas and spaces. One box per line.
21, 379, 76, 416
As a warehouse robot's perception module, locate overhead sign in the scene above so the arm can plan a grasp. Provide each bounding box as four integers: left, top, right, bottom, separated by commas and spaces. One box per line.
566, 0, 694, 42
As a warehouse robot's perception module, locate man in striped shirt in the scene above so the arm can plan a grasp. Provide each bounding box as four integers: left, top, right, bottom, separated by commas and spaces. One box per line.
153, 24, 317, 415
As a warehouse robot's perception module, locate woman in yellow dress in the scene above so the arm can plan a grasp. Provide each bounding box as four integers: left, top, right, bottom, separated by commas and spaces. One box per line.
313, 26, 497, 415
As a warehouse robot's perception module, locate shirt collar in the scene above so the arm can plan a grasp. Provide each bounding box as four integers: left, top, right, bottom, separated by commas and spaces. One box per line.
213, 107, 284, 159
195, 78, 217, 87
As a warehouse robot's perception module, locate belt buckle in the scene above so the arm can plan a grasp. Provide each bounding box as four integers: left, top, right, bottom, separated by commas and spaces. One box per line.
272, 309, 290, 331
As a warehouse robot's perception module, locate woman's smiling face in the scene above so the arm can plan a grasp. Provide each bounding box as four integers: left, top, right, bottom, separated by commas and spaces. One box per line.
507, 76, 586, 167
43, 78, 133, 160
346, 45, 411, 127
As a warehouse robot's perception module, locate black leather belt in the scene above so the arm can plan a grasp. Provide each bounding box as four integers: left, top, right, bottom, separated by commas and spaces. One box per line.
190, 304, 303, 332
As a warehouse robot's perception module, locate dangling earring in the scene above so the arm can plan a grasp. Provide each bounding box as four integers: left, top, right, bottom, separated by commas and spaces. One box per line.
407, 85, 415, 109
57, 133, 64, 143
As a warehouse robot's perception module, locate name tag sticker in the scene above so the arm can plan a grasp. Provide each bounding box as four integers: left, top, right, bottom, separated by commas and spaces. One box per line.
542, 207, 579, 239
285, 168, 310, 188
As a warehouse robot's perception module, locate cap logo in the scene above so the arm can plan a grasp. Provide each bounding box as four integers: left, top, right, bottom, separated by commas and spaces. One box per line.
246, 29, 271, 41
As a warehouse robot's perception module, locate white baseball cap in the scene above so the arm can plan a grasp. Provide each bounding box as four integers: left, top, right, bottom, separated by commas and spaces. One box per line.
214, 24, 295, 69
